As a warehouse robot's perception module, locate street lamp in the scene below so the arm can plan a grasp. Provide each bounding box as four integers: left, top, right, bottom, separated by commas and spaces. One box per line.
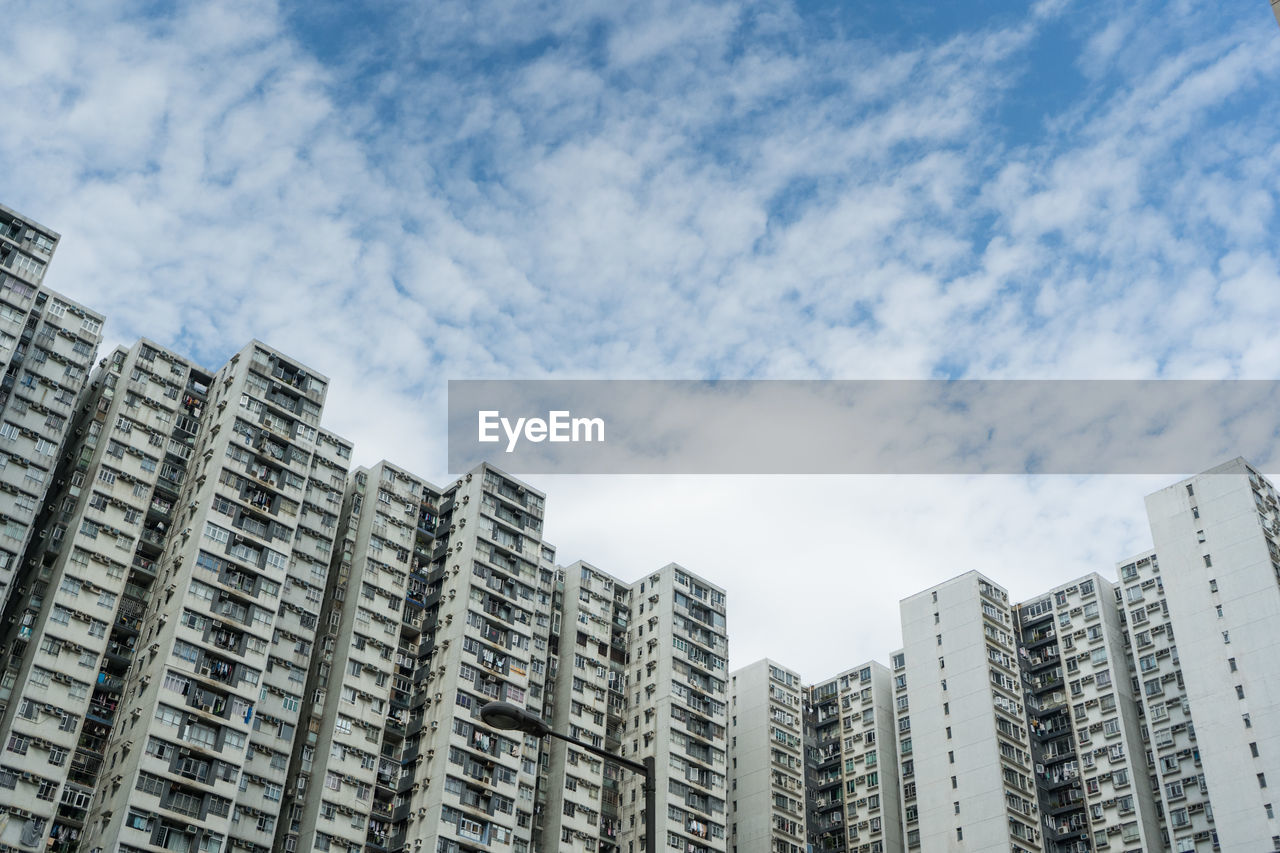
480, 701, 655, 853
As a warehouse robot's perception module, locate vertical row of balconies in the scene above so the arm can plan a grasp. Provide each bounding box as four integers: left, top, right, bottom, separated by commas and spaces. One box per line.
1017, 600, 1083, 853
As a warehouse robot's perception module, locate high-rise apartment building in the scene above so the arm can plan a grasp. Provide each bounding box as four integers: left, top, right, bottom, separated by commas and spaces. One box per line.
398, 464, 552, 853
279, 459, 444, 853
1016, 573, 1163, 853
727, 658, 805, 853
1114, 550, 1218, 853
0, 339, 210, 852
540, 560, 626, 853
268, 457, 728, 853
57, 340, 350, 853
804, 661, 900, 853
619, 564, 729, 853
898, 572, 1041, 852
1145, 459, 1280, 851
0, 204, 104, 613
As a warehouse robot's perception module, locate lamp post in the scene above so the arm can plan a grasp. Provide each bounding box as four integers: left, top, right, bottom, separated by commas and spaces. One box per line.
480, 701, 655, 853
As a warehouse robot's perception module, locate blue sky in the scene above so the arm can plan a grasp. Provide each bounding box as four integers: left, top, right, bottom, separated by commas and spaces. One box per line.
3, 0, 1279, 678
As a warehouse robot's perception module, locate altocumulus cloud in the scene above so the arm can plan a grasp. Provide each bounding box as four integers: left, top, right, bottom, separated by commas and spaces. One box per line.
1, 0, 1278, 677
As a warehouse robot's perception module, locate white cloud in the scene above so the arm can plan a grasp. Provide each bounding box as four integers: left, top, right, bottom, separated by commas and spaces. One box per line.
2, 0, 1278, 676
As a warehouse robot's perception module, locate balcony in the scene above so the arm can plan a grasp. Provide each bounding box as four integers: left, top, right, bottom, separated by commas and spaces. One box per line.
1039, 768, 1079, 789
196, 656, 237, 685
114, 609, 143, 635
1046, 791, 1083, 814
86, 701, 117, 726
104, 639, 135, 663
1027, 647, 1060, 670
131, 556, 158, 579
95, 672, 125, 693
138, 526, 167, 549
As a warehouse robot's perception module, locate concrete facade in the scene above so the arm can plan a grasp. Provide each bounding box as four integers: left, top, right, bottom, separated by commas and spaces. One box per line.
0, 204, 104, 615
728, 659, 805, 853
898, 572, 1041, 853
1146, 459, 1280, 851
805, 662, 900, 853
76, 341, 349, 853
1016, 573, 1163, 853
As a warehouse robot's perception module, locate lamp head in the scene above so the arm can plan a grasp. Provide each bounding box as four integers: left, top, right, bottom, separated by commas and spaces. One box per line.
479, 701, 550, 737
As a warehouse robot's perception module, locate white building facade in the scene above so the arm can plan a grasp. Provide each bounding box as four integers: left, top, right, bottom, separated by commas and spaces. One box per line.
728, 659, 805, 853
